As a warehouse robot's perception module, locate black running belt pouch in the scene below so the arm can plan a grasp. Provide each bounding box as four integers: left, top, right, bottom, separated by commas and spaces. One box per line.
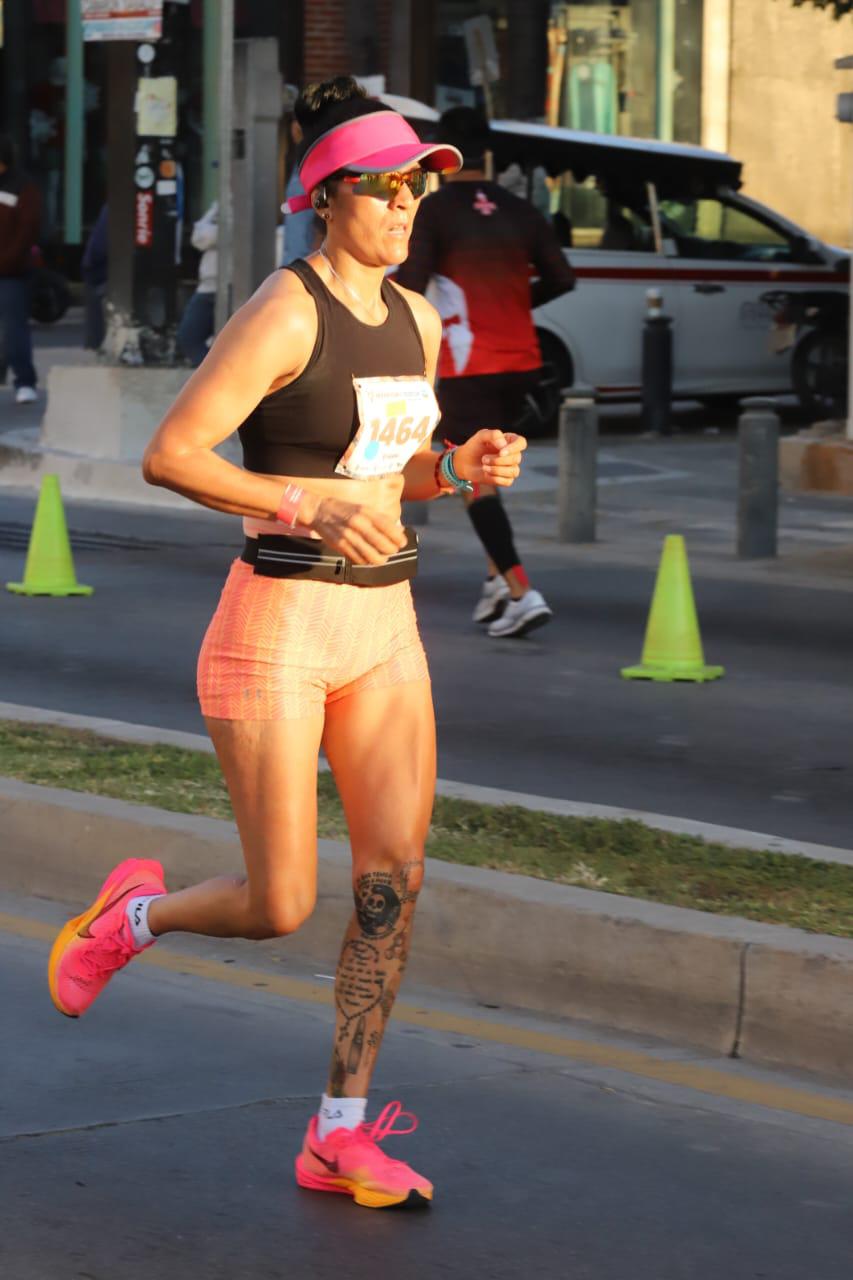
242, 528, 418, 587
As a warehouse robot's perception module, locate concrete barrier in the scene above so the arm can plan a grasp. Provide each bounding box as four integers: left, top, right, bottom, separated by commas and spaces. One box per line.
3, 776, 853, 1081
0, 362, 241, 506
739, 935, 853, 1079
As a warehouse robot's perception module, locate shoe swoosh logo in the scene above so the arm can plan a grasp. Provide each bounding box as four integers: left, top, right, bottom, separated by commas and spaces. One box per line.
309, 1146, 339, 1174
78, 883, 145, 939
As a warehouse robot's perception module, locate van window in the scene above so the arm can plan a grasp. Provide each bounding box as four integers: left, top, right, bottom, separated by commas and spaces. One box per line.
550, 175, 655, 252
658, 197, 796, 263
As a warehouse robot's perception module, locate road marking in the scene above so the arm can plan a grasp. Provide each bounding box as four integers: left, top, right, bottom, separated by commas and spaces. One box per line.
7, 910, 853, 1129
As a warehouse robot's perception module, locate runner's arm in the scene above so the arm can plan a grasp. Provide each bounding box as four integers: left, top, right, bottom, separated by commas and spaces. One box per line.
142, 274, 319, 521
144, 272, 406, 562
527, 206, 576, 309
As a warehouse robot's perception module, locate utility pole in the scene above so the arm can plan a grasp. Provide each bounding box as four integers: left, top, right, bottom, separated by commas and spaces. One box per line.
101, 3, 184, 365
215, 0, 235, 334
835, 55, 853, 440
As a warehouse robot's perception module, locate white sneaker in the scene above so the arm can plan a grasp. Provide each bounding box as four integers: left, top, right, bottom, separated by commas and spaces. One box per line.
15, 386, 38, 404
472, 576, 511, 624
487, 589, 553, 638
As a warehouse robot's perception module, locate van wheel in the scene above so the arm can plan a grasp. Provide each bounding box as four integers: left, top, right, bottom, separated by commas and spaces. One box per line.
532, 331, 574, 438
792, 329, 848, 419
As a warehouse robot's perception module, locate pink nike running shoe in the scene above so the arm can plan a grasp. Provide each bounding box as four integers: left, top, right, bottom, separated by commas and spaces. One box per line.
48, 858, 166, 1018
295, 1101, 433, 1209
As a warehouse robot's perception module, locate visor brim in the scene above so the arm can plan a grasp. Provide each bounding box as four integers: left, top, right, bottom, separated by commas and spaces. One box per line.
342, 142, 463, 176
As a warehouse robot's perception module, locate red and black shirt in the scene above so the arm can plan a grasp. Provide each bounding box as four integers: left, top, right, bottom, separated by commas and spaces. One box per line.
396, 180, 575, 380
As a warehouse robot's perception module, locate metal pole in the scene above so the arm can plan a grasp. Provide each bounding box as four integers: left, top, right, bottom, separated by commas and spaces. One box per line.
215, 0, 234, 334
642, 288, 673, 436
202, 0, 220, 213
655, 0, 676, 142
557, 395, 598, 543
848, 130, 853, 440
737, 398, 779, 559
64, 0, 84, 245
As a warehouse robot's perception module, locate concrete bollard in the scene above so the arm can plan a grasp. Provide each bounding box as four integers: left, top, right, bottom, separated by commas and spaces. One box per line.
737, 397, 780, 559
558, 394, 598, 543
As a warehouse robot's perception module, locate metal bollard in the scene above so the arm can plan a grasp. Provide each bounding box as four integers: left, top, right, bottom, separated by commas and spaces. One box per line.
737, 398, 780, 559
557, 394, 598, 543
642, 288, 673, 437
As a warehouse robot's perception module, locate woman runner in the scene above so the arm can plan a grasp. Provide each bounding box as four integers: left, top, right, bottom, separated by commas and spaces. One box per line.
47, 78, 528, 1211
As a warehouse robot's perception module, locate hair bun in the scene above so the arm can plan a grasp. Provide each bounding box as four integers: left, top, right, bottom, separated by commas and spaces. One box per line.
294, 76, 368, 130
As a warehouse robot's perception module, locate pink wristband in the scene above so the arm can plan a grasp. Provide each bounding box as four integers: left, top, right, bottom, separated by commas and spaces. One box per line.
276, 483, 305, 529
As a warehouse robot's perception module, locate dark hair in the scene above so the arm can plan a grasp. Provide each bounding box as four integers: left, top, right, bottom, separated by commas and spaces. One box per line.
437, 107, 491, 169
294, 76, 368, 131
0, 135, 16, 169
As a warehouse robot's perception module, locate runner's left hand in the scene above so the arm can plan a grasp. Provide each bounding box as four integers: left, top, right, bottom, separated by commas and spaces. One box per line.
453, 430, 527, 487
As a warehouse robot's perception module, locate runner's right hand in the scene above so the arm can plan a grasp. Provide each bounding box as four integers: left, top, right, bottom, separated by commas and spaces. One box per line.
308, 496, 407, 565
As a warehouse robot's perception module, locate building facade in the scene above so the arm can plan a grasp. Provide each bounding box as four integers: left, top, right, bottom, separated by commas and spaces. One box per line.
703, 0, 852, 248
1, 0, 849, 264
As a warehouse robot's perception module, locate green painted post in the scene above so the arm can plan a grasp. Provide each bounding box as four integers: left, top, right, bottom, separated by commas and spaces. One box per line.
655, 0, 675, 142
202, 0, 220, 212
64, 0, 84, 243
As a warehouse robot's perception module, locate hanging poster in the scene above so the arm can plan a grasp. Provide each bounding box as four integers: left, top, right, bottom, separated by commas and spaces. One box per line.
135, 77, 178, 136
82, 1, 163, 42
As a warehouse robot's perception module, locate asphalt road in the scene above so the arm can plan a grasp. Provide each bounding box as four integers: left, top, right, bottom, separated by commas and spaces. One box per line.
4, 894, 853, 1280
0, 473, 852, 848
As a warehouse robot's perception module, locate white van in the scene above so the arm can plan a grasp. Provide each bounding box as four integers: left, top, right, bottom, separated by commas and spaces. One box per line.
488, 121, 848, 411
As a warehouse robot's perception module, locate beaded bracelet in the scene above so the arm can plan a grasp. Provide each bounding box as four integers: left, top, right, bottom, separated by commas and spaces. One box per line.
276, 483, 305, 529
434, 444, 474, 494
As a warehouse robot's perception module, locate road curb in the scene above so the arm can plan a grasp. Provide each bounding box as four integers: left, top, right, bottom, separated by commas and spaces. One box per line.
3, 701, 852, 869
3, 776, 852, 1082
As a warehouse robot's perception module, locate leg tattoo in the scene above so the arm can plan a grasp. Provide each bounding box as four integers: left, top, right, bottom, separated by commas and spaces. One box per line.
328, 859, 423, 1096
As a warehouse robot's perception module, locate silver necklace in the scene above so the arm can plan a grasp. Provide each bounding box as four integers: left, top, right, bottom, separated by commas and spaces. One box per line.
320, 247, 384, 321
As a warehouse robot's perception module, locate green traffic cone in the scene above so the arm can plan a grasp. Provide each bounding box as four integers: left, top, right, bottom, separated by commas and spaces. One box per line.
6, 475, 93, 597
621, 535, 722, 683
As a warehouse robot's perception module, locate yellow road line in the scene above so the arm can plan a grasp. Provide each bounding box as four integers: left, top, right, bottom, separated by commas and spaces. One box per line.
6, 911, 853, 1127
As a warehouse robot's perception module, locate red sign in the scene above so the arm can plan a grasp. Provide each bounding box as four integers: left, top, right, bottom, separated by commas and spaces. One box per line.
135, 191, 154, 247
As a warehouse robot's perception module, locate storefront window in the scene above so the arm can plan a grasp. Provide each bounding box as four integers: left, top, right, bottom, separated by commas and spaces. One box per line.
547, 1, 702, 143
435, 0, 511, 115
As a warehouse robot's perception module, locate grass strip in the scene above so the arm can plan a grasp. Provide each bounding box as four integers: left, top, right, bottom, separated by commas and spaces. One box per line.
2, 719, 851, 939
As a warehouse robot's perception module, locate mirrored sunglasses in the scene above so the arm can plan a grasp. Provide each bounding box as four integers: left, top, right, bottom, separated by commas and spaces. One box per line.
341, 169, 430, 201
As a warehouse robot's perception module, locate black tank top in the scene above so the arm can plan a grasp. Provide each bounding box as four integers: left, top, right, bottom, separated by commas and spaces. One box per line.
238, 259, 427, 478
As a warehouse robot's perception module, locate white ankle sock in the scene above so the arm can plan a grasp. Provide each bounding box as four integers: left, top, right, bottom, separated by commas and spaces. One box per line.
317, 1093, 367, 1141
125, 895, 162, 948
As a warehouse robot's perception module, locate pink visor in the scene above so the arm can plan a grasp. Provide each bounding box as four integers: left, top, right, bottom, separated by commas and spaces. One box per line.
284, 110, 462, 213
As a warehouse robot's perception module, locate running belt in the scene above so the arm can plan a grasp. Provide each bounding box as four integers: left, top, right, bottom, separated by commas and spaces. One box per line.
242, 528, 418, 586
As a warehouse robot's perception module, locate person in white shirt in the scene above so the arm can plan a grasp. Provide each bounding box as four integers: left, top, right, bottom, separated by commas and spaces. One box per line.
177, 201, 217, 366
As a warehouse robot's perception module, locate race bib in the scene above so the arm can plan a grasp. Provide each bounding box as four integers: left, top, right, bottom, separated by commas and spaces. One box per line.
335, 376, 441, 480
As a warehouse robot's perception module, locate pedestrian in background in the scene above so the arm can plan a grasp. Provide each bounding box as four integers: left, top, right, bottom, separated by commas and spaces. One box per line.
81, 203, 108, 351
396, 107, 576, 637
0, 134, 41, 404
281, 113, 322, 266
176, 199, 217, 366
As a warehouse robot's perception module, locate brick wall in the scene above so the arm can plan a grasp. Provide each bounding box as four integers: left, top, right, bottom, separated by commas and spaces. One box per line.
376, 0, 392, 82
304, 0, 349, 84
304, 0, 395, 88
